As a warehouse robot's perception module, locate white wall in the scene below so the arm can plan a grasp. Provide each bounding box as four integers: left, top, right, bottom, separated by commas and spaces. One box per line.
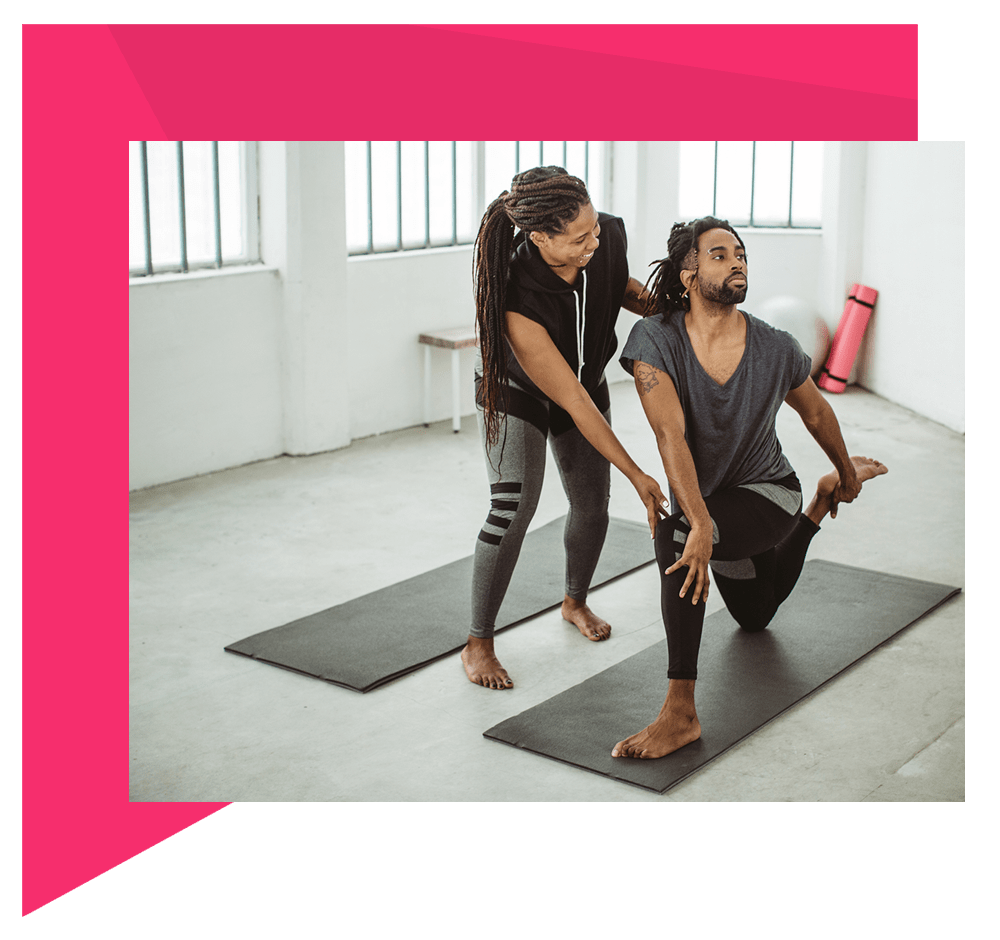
346, 246, 477, 439
129, 266, 284, 490
854, 142, 964, 432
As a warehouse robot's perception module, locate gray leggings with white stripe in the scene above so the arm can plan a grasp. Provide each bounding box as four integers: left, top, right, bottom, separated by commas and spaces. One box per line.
470, 379, 611, 640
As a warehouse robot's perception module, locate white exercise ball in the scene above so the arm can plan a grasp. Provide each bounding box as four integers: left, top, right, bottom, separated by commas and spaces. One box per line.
754, 295, 830, 378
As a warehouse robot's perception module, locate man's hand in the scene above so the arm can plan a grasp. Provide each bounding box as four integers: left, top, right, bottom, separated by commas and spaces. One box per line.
633, 473, 669, 538
830, 462, 861, 519
664, 524, 712, 605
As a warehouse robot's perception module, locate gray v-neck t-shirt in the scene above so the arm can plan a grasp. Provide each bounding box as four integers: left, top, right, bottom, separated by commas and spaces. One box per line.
620, 311, 811, 500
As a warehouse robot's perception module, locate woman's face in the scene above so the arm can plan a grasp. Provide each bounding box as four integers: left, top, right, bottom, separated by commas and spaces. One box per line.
531, 202, 601, 272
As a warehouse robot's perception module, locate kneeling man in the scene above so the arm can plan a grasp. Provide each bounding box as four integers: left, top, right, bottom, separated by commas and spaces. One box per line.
614, 216, 887, 759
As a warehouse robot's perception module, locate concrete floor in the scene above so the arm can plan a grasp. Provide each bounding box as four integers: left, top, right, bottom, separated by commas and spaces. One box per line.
129, 382, 964, 802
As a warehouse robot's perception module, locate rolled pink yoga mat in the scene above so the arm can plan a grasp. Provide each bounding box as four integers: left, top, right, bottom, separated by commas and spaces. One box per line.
818, 283, 878, 393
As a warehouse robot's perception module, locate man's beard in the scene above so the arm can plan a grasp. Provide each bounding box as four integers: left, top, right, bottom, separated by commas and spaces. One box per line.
700, 277, 747, 306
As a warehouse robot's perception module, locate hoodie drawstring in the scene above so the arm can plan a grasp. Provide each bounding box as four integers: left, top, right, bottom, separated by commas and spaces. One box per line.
575, 269, 587, 381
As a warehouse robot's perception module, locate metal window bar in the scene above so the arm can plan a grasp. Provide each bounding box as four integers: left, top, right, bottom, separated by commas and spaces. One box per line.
396, 141, 403, 251
212, 141, 222, 268
366, 142, 374, 253
176, 142, 188, 273
749, 141, 757, 228
140, 141, 152, 276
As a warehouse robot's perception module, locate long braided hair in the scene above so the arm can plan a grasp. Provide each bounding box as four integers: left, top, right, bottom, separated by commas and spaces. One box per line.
644, 216, 746, 318
473, 166, 591, 451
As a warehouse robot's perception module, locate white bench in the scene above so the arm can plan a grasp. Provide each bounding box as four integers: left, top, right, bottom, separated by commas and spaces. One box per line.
418, 327, 478, 433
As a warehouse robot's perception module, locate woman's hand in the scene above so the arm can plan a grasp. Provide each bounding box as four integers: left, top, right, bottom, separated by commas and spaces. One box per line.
663, 524, 712, 605
633, 473, 670, 538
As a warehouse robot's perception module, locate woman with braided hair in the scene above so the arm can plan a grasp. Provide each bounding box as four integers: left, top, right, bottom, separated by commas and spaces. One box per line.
463, 165, 669, 690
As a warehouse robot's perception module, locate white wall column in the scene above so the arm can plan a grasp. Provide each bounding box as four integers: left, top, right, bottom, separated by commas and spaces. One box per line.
260, 140, 351, 455
818, 141, 868, 334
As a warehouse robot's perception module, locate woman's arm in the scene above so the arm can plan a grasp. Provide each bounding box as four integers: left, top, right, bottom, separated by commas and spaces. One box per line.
632, 359, 713, 604
505, 310, 668, 536
622, 277, 654, 316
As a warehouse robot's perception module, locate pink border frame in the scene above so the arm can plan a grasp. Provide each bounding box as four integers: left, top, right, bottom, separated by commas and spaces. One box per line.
21, 23, 917, 915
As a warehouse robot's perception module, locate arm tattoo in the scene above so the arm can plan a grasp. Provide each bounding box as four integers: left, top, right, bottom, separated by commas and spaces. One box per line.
634, 363, 660, 396
622, 278, 652, 316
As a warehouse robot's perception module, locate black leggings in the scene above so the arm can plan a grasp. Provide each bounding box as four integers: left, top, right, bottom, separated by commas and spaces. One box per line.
655, 479, 819, 680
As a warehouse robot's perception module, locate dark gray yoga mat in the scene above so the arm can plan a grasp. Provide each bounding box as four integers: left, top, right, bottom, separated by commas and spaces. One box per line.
225, 515, 654, 693
483, 560, 961, 794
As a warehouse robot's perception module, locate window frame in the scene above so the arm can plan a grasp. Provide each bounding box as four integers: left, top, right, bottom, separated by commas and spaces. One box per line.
129, 140, 260, 279
690, 141, 822, 232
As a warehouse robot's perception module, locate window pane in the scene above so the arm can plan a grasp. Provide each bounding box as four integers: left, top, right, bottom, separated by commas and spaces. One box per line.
401, 140, 428, 249
586, 142, 606, 212
564, 140, 588, 184
370, 141, 399, 250
678, 141, 716, 220
455, 141, 475, 244
715, 141, 753, 226
146, 141, 181, 268
541, 139, 565, 168
485, 140, 516, 202
428, 141, 455, 245
182, 141, 216, 263
345, 141, 369, 253
218, 141, 246, 260
791, 141, 824, 227
517, 140, 543, 174
752, 141, 792, 226
129, 142, 146, 271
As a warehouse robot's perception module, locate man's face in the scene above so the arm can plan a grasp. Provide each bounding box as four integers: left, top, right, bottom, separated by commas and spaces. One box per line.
691, 228, 747, 305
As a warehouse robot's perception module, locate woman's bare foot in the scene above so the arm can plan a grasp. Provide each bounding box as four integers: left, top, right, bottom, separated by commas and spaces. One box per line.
461, 636, 513, 689
805, 455, 888, 525
561, 596, 611, 641
612, 680, 701, 759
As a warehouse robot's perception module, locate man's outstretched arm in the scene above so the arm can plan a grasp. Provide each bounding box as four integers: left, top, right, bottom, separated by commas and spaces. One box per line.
784, 377, 860, 516
633, 360, 712, 604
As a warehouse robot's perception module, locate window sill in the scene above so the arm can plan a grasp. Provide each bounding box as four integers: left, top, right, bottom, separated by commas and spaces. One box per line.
734, 227, 823, 236
347, 243, 474, 263
129, 263, 278, 286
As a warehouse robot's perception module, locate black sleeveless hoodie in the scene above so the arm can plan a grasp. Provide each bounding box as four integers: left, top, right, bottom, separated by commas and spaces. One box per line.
503, 212, 630, 415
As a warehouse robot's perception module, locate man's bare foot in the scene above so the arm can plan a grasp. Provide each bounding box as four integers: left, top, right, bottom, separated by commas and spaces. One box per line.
805, 455, 888, 525
561, 596, 611, 641
461, 636, 513, 690
612, 680, 701, 759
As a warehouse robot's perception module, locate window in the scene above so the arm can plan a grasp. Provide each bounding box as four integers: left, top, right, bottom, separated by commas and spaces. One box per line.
129, 141, 259, 276
679, 141, 823, 229
346, 141, 609, 256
